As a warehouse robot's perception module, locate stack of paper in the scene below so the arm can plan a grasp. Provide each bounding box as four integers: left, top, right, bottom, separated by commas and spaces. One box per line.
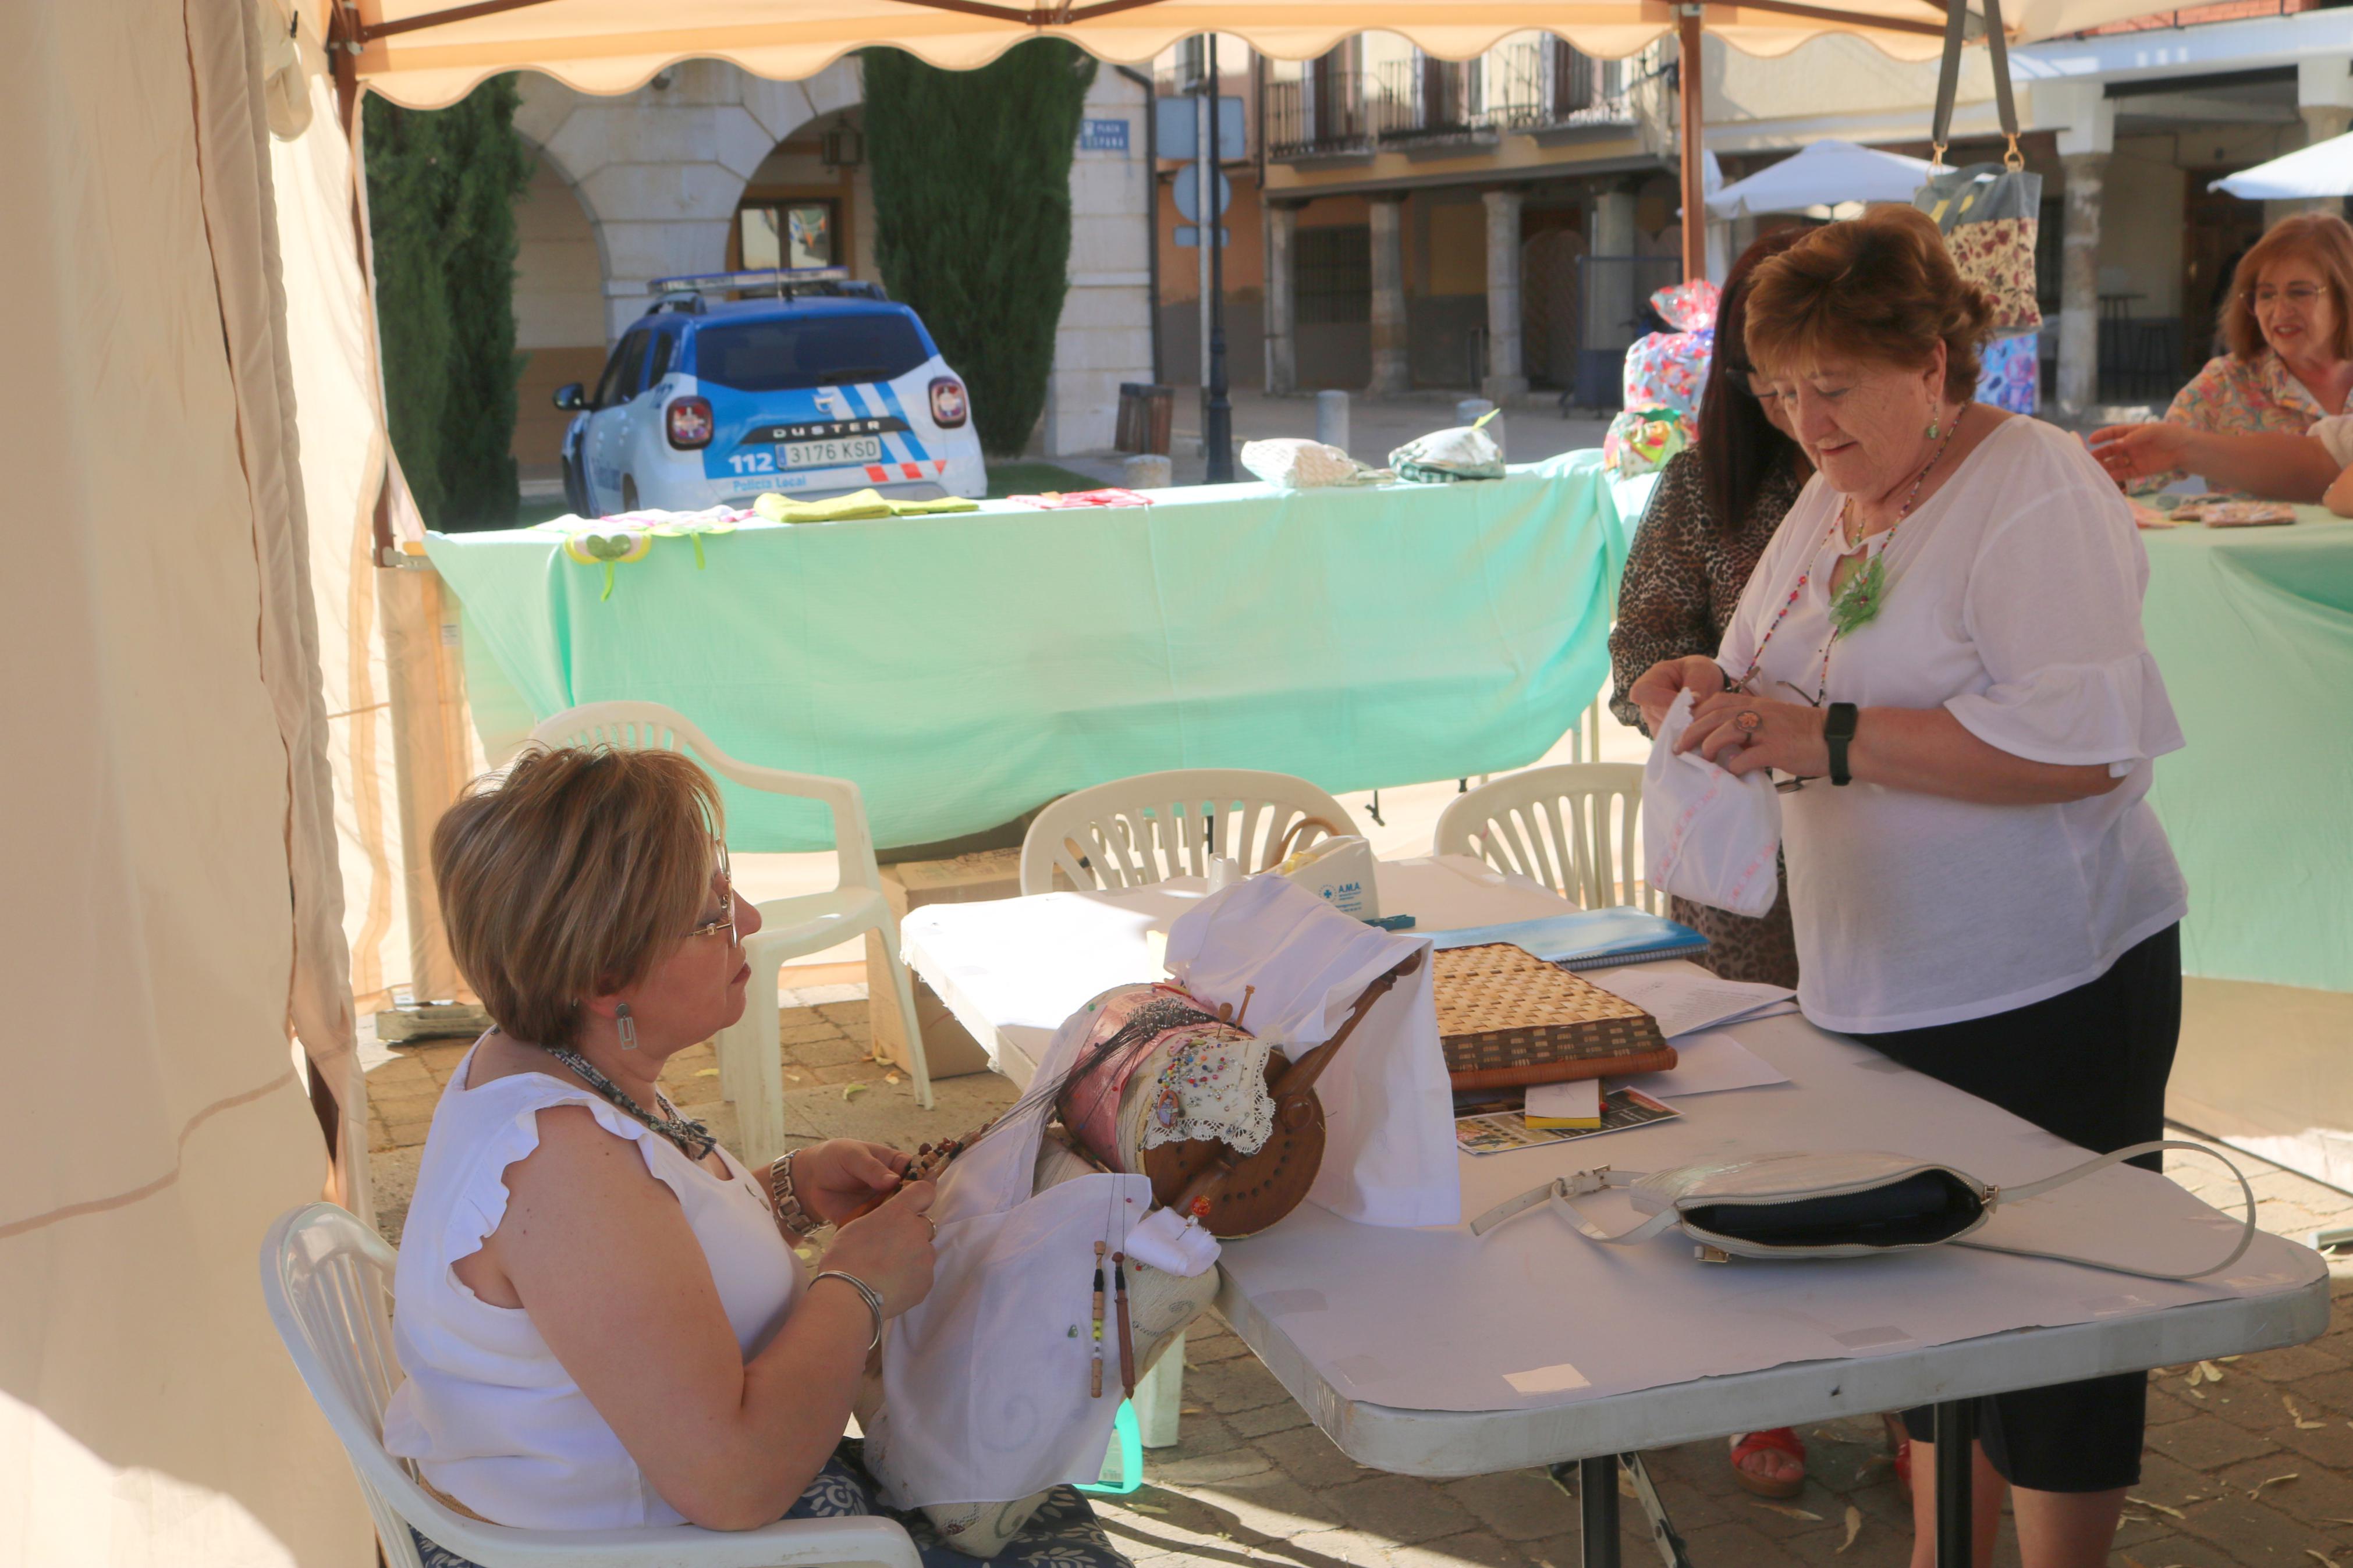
1582, 968, 1798, 1039
1523, 1079, 1601, 1128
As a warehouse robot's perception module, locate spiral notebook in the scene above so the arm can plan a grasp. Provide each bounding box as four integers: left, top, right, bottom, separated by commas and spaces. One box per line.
1427, 908, 1708, 971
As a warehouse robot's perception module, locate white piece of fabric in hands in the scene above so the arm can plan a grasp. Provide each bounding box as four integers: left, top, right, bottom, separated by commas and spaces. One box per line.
1163, 876, 1458, 1228
866, 1000, 1154, 1513
1644, 689, 1784, 919
382, 1043, 800, 1530
1715, 417, 2188, 1033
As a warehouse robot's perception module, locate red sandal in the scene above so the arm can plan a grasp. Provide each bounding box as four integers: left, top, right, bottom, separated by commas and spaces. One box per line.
1729, 1427, 1808, 1499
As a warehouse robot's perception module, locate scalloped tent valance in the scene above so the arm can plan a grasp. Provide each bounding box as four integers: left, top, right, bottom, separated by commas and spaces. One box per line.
341, 0, 2164, 111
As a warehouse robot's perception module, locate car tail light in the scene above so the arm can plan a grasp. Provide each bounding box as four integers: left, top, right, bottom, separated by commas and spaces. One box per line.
665, 396, 714, 449
929, 377, 968, 429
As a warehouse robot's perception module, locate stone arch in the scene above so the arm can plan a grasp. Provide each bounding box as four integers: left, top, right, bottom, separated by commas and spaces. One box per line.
510, 130, 608, 478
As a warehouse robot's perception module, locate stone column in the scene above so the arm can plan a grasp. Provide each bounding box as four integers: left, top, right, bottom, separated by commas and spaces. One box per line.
1481, 187, 1528, 400
2058, 152, 2106, 419
1368, 194, 1410, 396
2302, 106, 2353, 216
1265, 202, 1300, 395
2300, 60, 2353, 215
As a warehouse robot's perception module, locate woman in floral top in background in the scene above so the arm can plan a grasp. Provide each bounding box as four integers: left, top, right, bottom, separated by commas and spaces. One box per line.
2089, 212, 2353, 496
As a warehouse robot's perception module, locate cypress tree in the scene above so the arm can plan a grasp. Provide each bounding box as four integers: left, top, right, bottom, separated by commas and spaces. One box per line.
364, 76, 531, 531
863, 41, 1096, 458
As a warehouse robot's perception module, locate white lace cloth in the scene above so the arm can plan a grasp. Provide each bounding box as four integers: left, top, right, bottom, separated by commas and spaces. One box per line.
1134, 1027, 1277, 1155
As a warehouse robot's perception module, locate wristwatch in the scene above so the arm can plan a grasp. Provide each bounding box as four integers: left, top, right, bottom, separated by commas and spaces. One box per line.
1824, 702, 1859, 787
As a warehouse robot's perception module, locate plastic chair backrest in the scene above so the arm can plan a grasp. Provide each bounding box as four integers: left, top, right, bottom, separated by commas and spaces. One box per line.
1021, 769, 1354, 895
1433, 763, 1656, 912
259, 1204, 440, 1568
527, 701, 884, 898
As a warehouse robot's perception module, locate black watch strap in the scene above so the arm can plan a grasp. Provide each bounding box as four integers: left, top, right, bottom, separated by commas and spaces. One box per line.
1825, 702, 1859, 787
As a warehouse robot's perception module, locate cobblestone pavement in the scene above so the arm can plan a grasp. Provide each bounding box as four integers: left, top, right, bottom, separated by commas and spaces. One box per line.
365, 997, 2353, 1568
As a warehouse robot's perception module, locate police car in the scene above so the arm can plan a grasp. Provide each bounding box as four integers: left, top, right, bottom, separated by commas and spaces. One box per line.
553, 268, 985, 517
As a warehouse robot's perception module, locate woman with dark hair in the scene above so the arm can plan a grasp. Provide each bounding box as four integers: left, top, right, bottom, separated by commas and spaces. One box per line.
1607, 226, 1812, 1501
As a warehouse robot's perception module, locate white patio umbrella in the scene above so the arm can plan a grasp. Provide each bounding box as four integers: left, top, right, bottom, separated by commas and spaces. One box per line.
1706, 137, 1936, 219
2210, 130, 2353, 200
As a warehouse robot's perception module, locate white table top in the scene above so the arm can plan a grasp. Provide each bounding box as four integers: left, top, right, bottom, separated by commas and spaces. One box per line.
900, 861, 2329, 1475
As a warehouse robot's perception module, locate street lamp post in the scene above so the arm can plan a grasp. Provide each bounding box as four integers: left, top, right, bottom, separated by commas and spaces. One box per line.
1204, 31, 1234, 482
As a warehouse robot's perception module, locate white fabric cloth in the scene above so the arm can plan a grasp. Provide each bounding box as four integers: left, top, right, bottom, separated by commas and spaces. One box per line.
1715, 416, 2188, 1033
2313, 413, 2353, 468
383, 1046, 800, 1529
1165, 877, 1458, 1228
1643, 690, 1785, 918
868, 1002, 1153, 1509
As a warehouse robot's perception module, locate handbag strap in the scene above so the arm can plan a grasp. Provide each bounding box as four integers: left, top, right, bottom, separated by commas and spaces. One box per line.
1468, 1167, 1684, 1246
1958, 1138, 2260, 1282
1930, 0, 2022, 172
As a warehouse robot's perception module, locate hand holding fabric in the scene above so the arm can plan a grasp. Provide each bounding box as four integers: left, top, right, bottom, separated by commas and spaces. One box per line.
1629, 654, 1730, 735
824, 1179, 938, 1317
1680, 690, 1830, 780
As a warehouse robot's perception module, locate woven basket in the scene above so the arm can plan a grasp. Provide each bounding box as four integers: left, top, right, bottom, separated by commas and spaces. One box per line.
1432, 944, 1676, 1090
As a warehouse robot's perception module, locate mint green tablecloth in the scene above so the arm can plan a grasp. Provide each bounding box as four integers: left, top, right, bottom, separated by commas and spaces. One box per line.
2142, 506, 2353, 991
425, 454, 1634, 852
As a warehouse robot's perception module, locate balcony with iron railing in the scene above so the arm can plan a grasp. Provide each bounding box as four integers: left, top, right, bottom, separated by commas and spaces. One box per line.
1264, 41, 1638, 162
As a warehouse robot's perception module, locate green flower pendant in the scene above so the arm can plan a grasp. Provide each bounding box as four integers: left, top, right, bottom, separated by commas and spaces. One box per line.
1827, 554, 1888, 638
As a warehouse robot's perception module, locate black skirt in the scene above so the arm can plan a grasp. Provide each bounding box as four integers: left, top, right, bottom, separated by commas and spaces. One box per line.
1863, 925, 2182, 1494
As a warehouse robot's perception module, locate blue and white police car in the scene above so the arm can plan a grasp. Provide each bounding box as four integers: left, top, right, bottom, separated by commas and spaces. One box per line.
553, 268, 986, 516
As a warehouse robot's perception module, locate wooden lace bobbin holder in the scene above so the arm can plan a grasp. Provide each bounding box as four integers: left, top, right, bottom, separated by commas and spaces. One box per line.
1432, 943, 1674, 1090
1056, 955, 1422, 1240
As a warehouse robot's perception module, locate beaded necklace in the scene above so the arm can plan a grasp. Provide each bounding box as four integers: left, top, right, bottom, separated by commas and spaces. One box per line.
542, 1043, 720, 1164
1736, 405, 1966, 703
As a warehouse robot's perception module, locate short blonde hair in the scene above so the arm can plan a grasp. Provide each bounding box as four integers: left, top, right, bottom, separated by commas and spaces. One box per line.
1742, 204, 1992, 403
2223, 212, 2353, 362
432, 746, 723, 1048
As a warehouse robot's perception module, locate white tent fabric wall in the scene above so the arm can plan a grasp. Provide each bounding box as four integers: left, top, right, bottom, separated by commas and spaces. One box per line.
269, 48, 416, 1020
0, 0, 371, 1560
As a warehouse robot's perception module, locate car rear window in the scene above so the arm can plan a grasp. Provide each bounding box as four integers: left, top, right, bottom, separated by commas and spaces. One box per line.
693, 314, 931, 392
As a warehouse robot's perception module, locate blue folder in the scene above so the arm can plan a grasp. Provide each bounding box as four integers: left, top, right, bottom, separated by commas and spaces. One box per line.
1426, 907, 1708, 970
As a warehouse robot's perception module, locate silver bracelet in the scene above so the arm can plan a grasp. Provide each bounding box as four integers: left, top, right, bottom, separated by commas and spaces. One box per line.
810, 1269, 886, 1352
767, 1147, 823, 1240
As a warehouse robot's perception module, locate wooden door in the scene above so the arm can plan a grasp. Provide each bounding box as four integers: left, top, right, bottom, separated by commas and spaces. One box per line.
2182, 175, 2266, 372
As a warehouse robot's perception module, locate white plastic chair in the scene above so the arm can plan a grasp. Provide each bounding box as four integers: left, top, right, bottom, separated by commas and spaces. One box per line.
1020, 769, 1355, 895
528, 701, 934, 1147
260, 1203, 920, 1568
1433, 763, 1660, 913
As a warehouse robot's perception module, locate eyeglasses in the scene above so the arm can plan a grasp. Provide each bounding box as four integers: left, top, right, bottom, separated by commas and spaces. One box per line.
2247, 285, 2327, 310
687, 843, 737, 945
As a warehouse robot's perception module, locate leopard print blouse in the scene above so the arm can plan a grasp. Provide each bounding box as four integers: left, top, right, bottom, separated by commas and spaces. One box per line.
1607, 446, 1805, 990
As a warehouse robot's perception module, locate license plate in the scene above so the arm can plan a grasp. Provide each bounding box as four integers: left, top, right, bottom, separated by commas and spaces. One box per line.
781, 436, 884, 468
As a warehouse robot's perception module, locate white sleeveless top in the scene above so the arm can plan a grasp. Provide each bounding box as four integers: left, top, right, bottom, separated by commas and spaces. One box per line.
382, 1042, 802, 1530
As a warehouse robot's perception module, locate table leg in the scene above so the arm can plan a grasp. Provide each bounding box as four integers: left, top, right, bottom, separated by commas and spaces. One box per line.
1579, 1455, 1620, 1568
1933, 1399, 1978, 1568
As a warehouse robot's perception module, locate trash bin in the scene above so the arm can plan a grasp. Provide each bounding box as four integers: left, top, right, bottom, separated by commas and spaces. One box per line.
1115, 382, 1174, 456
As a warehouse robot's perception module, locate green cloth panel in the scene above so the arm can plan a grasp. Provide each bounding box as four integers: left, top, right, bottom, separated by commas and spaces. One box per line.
426, 454, 1634, 853
2141, 506, 2353, 991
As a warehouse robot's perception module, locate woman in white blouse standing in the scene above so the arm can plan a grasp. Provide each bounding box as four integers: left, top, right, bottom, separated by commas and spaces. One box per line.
1631, 206, 2187, 1568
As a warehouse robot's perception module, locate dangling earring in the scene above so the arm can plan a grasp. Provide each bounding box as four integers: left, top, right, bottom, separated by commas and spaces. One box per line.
616, 1002, 638, 1050
1925, 409, 1942, 440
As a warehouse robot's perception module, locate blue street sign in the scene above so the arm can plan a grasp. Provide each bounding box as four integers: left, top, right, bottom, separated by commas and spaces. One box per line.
1079, 118, 1130, 153
1173, 166, 1232, 223
1154, 96, 1247, 162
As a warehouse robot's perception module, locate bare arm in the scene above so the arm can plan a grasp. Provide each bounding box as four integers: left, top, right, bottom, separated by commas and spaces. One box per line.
2328, 462, 2353, 517
1680, 693, 2122, 805
471, 1109, 935, 1530
2088, 424, 2340, 502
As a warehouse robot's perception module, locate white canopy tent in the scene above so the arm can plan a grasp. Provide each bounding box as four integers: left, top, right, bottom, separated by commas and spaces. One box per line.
3, 0, 2178, 1564
2211, 130, 2353, 200
1706, 137, 1936, 219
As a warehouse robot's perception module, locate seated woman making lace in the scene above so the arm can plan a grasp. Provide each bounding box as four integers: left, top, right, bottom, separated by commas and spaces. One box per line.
382, 745, 1128, 1568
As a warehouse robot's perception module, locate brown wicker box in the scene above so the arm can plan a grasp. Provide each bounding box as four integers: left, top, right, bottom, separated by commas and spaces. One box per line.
1432, 943, 1676, 1090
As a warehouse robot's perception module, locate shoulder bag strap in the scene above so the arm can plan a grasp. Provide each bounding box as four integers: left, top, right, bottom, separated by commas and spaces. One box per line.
1930, 0, 2022, 172
1468, 1168, 1683, 1245
1957, 1139, 2260, 1281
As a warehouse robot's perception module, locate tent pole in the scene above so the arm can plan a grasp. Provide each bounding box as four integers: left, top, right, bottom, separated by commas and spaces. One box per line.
1679, 4, 1706, 285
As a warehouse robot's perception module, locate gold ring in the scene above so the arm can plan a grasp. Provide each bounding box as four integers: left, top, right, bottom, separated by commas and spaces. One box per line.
1735, 709, 1765, 734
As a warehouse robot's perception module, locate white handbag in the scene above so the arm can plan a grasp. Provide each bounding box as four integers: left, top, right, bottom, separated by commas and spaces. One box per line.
1470, 1140, 2258, 1281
